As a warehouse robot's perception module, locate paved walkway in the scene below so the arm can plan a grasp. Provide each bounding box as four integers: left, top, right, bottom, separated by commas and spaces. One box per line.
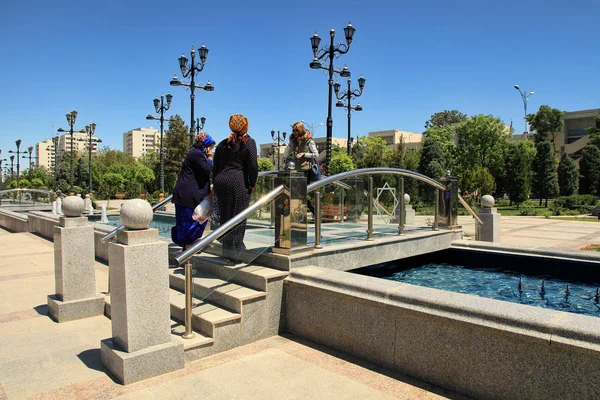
0, 229, 458, 400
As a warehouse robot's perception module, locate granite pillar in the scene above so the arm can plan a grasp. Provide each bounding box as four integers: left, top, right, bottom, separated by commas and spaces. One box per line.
47, 196, 104, 322
101, 199, 183, 385
476, 195, 501, 242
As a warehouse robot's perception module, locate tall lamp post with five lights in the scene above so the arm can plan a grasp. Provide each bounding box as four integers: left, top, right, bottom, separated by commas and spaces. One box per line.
514, 84, 534, 134
57, 110, 79, 192
309, 22, 356, 168
335, 75, 365, 155
9, 139, 27, 187
270, 130, 287, 170
146, 93, 172, 194
170, 45, 214, 147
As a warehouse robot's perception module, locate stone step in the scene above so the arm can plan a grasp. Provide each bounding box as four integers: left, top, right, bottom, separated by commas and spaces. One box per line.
169, 268, 266, 314
169, 288, 241, 338
184, 252, 289, 292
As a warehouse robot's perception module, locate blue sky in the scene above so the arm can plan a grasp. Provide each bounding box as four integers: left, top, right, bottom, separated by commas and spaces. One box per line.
0, 0, 598, 159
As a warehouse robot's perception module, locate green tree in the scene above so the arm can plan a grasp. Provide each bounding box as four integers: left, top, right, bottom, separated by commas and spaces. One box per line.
257, 158, 275, 172
579, 145, 600, 195
586, 115, 600, 147
328, 152, 354, 175
18, 178, 30, 188
352, 136, 388, 169
557, 152, 578, 196
505, 141, 535, 206
460, 166, 495, 204
30, 178, 44, 188
526, 105, 564, 153
101, 173, 125, 206
422, 124, 456, 167
134, 165, 155, 195
424, 110, 467, 129
532, 141, 559, 206
163, 115, 189, 193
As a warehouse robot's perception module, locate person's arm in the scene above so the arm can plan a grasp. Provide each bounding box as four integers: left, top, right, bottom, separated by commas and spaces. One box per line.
305, 140, 319, 160
245, 139, 259, 191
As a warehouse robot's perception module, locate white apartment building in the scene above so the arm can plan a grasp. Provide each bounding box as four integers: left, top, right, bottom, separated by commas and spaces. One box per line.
35, 132, 101, 171
123, 127, 160, 158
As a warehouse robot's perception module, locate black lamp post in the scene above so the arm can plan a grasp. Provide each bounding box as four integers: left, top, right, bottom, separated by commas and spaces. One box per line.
49, 135, 60, 185
9, 139, 27, 188
22, 146, 37, 181
170, 45, 214, 147
309, 22, 356, 168
81, 123, 98, 192
0, 151, 6, 190
195, 116, 207, 135
57, 110, 79, 192
270, 130, 287, 170
146, 93, 173, 194
9, 155, 15, 183
335, 75, 365, 155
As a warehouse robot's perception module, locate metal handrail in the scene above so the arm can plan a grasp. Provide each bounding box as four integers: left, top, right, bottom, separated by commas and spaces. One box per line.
175, 184, 286, 266
100, 170, 281, 243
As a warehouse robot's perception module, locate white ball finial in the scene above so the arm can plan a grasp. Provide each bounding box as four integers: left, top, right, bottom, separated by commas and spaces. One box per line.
120, 199, 153, 230
481, 195, 495, 208
286, 161, 296, 171
62, 196, 85, 217
404, 193, 411, 205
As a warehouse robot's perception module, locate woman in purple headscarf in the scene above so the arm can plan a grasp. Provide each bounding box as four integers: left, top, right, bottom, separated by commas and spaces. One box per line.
171, 132, 216, 249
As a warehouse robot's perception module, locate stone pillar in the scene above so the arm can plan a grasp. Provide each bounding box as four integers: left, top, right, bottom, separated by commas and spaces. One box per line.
101, 199, 183, 385
437, 173, 460, 229
84, 194, 92, 214
476, 195, 501, 242
404, 193, 416, 225
272, 166, 312, 255
47, 196, 104, 322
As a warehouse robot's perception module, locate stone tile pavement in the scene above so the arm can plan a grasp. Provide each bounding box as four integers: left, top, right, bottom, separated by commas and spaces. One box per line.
0, 228, 459, 400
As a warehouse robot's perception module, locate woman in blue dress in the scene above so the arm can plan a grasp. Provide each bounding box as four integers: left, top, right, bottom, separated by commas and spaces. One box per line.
171, 132, 216, 249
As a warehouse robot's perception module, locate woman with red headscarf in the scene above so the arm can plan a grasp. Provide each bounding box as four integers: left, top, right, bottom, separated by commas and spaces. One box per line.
171, 132, 215, 249
213, 114, 258, 263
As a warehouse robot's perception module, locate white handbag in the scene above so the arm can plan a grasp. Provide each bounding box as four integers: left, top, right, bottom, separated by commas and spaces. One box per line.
192, 196, 213, 223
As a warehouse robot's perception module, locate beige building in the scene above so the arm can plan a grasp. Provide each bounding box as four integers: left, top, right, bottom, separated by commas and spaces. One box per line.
367, 130, 422, 151
123, 127, 160, 158
35, 132, 101, 172
259, 137, 348, 169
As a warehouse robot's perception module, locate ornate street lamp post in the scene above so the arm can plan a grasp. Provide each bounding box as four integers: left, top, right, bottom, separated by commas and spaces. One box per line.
9, 155, 15, 183
9, 139, 27, 187
57, 110, 79, 192
49, 135, 60, 185
146, 93, 173, 194
514, 84, 534, 134
335, 75, 365, 155
82, 123, 99, 192
195, 116, 207, 135
309, 22, 356, 168
270, 130, 287, 170
22, 146, 38, 181
170, 45, 214, 147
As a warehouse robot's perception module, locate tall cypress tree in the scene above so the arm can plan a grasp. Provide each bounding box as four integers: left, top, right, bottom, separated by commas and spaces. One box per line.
557, 152, 578, 196
163, 115, 189, 193
505, 142, 533, 206
579, 145, 600, 195
532, 140, 559, 207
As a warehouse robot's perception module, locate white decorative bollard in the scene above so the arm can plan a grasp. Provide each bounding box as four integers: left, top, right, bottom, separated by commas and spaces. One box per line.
47, 196, 104, 322
57, 196, 63, 215
404, 193, 416, 225
101, 199, 183, 385
476, 195, 501, 242
84, 194, 92, 214
52, 200, 58, 215
100, 204, 108, 223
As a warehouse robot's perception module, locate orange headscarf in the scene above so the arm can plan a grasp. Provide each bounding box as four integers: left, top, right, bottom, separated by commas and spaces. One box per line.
227, 114, 250, 147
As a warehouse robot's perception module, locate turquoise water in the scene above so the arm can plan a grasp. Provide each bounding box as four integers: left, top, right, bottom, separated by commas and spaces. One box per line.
378, 263, 600, 318
92, 215, 173, 237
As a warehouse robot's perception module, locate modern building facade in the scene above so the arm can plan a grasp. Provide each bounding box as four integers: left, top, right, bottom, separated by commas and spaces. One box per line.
123, 127, 160, 158
36, 138, 56, 171
367, 130, 422, 151
35, 132, 101, 171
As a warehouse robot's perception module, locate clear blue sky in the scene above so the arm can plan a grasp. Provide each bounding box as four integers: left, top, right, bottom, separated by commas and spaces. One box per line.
0, 0, 598, 159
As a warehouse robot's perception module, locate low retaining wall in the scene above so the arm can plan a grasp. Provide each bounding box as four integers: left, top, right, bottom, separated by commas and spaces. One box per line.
285, 266, 600, 399
0, 209, 28, 233
28, 211, 60, 240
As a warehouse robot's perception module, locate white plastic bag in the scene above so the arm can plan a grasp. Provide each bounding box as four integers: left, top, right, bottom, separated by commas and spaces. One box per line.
192, 196, 213, 223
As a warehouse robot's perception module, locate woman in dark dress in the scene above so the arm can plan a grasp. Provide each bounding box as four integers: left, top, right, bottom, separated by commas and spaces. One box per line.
171, 133, 215, 249
213, 114, 258, 263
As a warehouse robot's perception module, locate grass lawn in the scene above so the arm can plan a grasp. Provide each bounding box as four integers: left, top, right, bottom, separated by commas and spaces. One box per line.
548, 217, 600, 222
580, 244, 600, 251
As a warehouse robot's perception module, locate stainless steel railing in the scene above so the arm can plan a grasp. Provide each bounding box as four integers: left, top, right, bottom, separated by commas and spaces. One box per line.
101, 170, 281, 243
174, 184, 286, 338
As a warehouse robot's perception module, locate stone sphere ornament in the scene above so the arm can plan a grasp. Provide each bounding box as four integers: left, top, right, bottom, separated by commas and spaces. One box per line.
481, 195, 495, 208
62, 195, 85, 217
120, 199, 153, 230
286, 161, 296, 171
404, 193, 411, 205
